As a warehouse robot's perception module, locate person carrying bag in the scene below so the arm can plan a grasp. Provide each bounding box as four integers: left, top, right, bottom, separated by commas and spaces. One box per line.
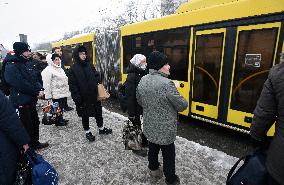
25, 149, 59, 185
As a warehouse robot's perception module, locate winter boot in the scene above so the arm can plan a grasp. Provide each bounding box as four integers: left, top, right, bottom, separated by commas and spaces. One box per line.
166, 176, 180, 185
149, 168, 163, 178
99, 127, 112, 135
86, 132, 96, 142
132, 149, 148, 157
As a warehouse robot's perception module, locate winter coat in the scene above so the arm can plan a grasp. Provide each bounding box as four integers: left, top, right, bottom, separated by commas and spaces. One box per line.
68, 58, 100, 117
250, 62, 284, 185
26, 59, 46, 86
125, 64, 147, 117
136, 69, 188, 145
0, 91, 30, 185
41, 56, 70, 100
4, 54, 42, 107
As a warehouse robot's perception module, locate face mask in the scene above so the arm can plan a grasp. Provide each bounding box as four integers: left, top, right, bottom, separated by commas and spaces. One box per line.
140, 63, 147, 70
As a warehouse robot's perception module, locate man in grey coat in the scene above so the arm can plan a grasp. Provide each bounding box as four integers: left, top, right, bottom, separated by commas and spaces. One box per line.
137, 51, 188, 185
250, 52, 284, 185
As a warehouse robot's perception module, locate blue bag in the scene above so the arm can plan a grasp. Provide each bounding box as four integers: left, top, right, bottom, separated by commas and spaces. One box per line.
226, 149, 268, 185
26, 149, 59, 185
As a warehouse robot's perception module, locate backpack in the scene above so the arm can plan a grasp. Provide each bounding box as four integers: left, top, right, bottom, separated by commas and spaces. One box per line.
117, 82, 127, 113
122, 119, 142, 150
26, 149, 59, 185
0, 59, 10, 95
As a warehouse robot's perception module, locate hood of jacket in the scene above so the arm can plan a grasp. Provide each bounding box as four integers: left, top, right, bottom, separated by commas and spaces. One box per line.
46, 54, 61, 68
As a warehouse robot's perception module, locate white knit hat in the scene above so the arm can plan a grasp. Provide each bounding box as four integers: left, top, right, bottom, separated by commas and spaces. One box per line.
130, 54, 146, 69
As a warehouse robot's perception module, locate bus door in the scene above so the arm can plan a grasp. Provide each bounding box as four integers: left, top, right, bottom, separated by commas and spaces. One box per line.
191, 28, 226, 119
227, 22, 282, 135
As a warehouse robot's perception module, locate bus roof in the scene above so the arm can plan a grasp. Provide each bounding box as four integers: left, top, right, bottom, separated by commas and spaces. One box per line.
52, 32, 95, 48
121, 0, 284, 36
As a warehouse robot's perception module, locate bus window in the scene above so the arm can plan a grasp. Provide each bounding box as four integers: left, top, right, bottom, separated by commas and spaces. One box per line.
231, 28, 278, 113
193, 33, 224, 106
122, 27, 190, 81
62, 45, 73, 67
154, 28, 190, 81
83, 42, 94, 65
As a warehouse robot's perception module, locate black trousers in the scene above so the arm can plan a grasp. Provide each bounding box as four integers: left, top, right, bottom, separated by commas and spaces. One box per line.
148, 142, 177, 183
18, 106, 40, 146
62, 97, 69, 109
81, 103, 103, 131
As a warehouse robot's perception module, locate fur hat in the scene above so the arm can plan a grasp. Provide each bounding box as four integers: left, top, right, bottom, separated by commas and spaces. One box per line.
148, 51, 168, 70
13, 42, 30, 56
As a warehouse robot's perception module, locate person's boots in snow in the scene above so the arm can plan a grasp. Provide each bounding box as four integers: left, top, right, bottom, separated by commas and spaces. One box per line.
149, 167, 163, 178
99, 127, 112, 135
166, 175, 180, 185
132, 149, 148, 157
86, 132, 96, 142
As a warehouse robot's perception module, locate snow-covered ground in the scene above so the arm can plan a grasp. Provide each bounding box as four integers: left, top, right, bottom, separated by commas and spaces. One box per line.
38, 105, 238, 185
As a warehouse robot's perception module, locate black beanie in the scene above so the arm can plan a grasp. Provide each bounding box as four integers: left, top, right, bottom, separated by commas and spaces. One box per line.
13, 42, 30, 55
77, 45, 87, 53
148, 51, 169, 70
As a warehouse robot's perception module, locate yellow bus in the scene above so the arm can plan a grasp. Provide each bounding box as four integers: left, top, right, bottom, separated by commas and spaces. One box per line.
52, 33, 95, 68
120, 0, 284, 135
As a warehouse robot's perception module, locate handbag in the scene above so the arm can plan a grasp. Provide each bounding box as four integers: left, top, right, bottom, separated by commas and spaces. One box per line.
42, 100, 62, 125
14, 150, 32, 185
26, 149, 59, 185
122, 119, 142, 150
226, 149, 268, 185
97, 83, 110, 101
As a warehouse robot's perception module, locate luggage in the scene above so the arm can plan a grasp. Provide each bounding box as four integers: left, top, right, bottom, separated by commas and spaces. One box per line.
42, 100, 62, 125
26, 149, 59, 185
122, 119, 142, 150
226, 149, 268, 185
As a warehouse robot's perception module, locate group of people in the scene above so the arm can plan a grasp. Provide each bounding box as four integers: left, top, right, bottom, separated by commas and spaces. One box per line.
0, 42, 112, 185
0, 40, 283, 185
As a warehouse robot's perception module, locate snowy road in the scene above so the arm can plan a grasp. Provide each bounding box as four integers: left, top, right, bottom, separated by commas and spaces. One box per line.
38, 105, 238, 185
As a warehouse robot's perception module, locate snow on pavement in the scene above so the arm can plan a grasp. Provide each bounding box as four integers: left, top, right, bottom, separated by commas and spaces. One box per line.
38, 107, 238, 185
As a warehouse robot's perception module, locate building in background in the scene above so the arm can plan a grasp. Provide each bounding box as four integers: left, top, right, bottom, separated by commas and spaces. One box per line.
19, 34, 28, 43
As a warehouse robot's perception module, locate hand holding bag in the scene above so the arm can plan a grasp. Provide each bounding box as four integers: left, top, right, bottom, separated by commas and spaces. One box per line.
26, 149, 59, 185
97, 83, 110, 101
14, 150, 32, 185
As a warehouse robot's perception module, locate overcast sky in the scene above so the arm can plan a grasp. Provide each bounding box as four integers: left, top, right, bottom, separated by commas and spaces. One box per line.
0, 0, 160, 50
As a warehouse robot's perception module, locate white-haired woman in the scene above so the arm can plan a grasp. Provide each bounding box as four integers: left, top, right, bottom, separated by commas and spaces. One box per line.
41, 53, 70, 126
125, 54, 148, 156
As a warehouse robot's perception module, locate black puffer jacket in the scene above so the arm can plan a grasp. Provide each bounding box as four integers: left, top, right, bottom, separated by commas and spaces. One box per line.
4, 54, 42, 107
0, 91, 30, 185
68, 49, 100, 117
125, 64, 147, 117
250, 62, 284, 185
